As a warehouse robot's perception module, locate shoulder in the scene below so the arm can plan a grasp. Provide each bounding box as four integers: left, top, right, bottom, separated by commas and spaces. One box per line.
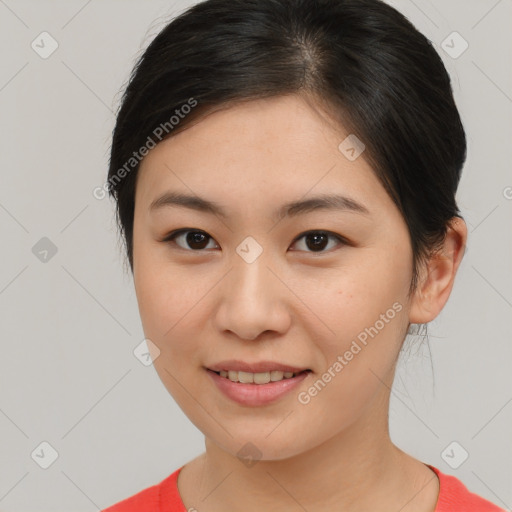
427, 465, 507, 512
101, 482, 159, 512
101, 466, 185, 512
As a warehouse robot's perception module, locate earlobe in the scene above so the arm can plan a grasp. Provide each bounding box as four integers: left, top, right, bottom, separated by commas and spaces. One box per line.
409, 217, 467, 325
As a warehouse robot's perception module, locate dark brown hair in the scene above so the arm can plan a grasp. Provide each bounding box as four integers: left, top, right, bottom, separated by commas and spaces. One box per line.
107, 0, 466, 300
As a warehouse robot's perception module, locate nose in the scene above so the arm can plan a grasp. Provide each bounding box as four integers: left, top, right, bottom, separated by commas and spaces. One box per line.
212, 253, 291, 341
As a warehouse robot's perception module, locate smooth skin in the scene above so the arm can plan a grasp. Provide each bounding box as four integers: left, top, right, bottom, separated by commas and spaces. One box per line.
132, 94, 467, 512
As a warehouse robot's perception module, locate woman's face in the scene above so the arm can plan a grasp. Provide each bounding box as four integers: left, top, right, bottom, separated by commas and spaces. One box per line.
132, 94, 416, 460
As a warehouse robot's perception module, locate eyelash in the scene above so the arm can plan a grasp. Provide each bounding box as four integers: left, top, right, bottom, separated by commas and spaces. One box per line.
161, 229, 349, 254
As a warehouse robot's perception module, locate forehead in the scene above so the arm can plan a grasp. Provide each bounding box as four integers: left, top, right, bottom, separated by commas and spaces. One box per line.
135, 95, 393, 218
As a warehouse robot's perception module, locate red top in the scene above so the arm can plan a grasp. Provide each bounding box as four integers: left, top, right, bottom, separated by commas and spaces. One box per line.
101, 464, 507, 511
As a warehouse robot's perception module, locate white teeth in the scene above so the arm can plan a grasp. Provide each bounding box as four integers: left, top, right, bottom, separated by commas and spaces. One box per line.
218, 370, 300, 383
239, 371, 258, 384
270, 370, 286, 382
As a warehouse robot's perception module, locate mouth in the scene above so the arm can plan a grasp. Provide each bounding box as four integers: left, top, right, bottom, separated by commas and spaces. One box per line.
207, 368, 312, 384
205, 367, 312, 406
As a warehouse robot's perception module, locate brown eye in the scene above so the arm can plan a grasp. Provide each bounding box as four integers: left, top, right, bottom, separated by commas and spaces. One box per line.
163, 229, 219, 251
290, 230, 346, 253
162, 229, 346, 253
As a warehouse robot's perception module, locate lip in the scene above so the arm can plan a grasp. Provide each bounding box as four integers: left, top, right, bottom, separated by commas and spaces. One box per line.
206, 368, 311, 406
206, 360, 310, 374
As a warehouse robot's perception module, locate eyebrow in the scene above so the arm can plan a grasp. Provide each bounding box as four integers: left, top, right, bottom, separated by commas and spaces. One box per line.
149, 191, 370, 219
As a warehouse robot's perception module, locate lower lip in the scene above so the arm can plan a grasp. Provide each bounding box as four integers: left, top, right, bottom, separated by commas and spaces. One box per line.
205, 369, 311, 406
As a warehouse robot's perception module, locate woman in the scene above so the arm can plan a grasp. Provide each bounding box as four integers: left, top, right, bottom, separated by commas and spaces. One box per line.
101, 0, 506, 510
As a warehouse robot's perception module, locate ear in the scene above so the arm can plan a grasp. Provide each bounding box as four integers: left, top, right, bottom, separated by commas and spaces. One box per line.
409, 217, 467, 324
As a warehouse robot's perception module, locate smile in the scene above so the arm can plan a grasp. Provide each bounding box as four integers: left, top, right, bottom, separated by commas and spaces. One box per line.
205, 368, 312, 406
212, 369, 310, 384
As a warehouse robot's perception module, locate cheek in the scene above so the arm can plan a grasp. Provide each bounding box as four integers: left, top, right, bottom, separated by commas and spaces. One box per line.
292, 252, 409, 347
293, 278, 407, 437
134, 262, 207, 403
136, 266, 203, 344
292, 251, 410, 407
133, 253, 225, 391
134, 228, 187, 323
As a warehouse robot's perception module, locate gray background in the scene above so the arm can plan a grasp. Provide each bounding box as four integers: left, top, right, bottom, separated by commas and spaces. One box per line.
0, 0, 511, 510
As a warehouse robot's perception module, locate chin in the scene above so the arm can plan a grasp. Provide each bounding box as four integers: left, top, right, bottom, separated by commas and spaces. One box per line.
209, 431, 312, 464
